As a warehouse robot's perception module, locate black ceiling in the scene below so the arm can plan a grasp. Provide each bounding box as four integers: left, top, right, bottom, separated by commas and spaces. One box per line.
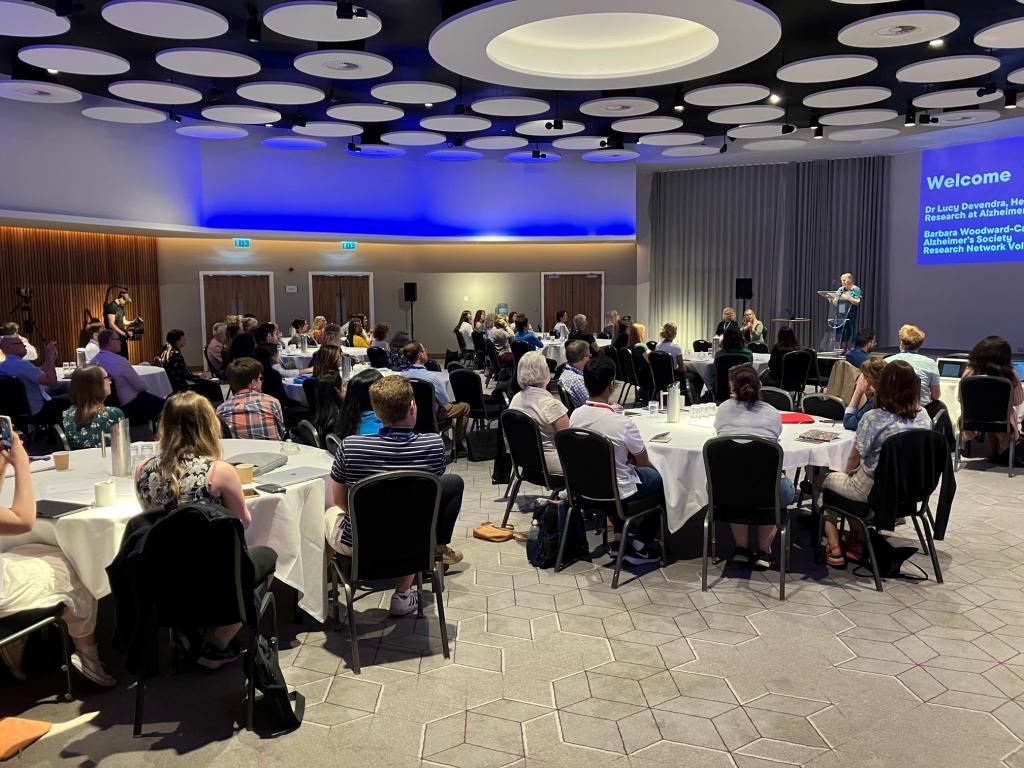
3, 0, 1024, 142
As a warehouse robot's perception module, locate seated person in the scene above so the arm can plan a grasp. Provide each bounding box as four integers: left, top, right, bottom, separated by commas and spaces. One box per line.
136, 391, 276, 668
455, 310, 474, 350
567, 313, 597, 349
311, 345, 342, 380
228, 318, 258, 361
558, 341, 591, 409
612, 319, 632, 349
400, 341, 471, 444
0, 334, 65, 424
552, 310, 571, 341
514, 316, 544, 350
715, 307, 738, 338
388, 330, 411, 369
370, 323, 390, 350
713, 365, 796, 569
509, 352, 570, 477
741, 309, 765, 346
345, 319, 370, 349
845, 328, 876, 370
568, 355, 664, 564
91, 330, 165, 423
255, 322, 281, 347
320, 323, 342, 349
2, 322, 38, 361
601, 310, 620, 339
155, 328, 190, 393
962, 335, 1024, 464
491, 319, 514, 364
254, 344, 309, 425
886, 324, 941, 409
818, 361, 932, 567
310, 315, 327, 345
655, 322, 684, 369
288, 318, 315, 348
216, 357, 286, 440
205, 322, 227, 375
325, 376, 465, 617
0, 432, 115, 686
715, 327, 753, 363
762, 328, 800, 387
80, 321, 103, 362
844, 357, 886, 431
62, 365, 125, 449
334, 368, 385, 439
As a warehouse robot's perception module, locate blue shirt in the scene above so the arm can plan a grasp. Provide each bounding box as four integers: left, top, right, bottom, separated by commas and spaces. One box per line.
0, 356, 47, 415
357, 410, 383, 435
514, 331, 544, 350
401, 365, 450, 406
558, 366, 588, 408
837, 285, 863, 323
845, 347, 870, 370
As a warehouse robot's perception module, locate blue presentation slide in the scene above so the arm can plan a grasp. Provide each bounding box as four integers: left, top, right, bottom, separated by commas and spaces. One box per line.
918, 135, 1024, 265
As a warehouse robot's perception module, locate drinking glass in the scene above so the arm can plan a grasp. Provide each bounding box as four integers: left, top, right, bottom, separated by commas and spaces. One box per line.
648, 401, 659, 415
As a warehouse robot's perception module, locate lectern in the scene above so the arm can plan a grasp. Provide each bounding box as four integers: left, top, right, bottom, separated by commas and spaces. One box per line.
817, 290, 845, 352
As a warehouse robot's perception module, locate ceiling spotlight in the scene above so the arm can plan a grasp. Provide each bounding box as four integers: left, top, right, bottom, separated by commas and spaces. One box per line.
246, 8, 261, 43
977, 83, 998, 98
1007, 90, 1018, 109
347, 142, 361, 152
929, 38, 944, 48
719, 141, 728, 154
335, 1, 367, 19
545, 119, 564, 131
451, 136, 464, 147
768, 93, 781, 105
780, 123, 796, 135
169, 110, 181, 123
290, 115, 305, 128
673, 104, 684, 113
532, 149, 546, 159
813, 125, 823, 140
46, 68, 59, 75
424, 102, 433, 108
264, 122, 273, 128
917, 112, 931, 125
904, 112, 915, 127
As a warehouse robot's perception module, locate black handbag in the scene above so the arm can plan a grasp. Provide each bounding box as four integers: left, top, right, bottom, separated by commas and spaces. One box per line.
466, 427, 499, 462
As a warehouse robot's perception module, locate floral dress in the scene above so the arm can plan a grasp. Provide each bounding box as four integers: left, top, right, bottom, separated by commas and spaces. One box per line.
135, 454, 221, 512
158, 347, 190, 393
62, 406, 125, 449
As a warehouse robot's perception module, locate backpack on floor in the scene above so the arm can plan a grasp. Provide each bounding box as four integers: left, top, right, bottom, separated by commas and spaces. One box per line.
526, 501, 589, 570
246, 616, 305, 733
853, 530, 925, 581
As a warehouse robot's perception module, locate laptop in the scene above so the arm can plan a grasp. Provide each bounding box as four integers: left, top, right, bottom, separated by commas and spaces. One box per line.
224, 452, 288, 476
36, 500, 89, 519
936, 358, 968, 379
259, 465, 327, 488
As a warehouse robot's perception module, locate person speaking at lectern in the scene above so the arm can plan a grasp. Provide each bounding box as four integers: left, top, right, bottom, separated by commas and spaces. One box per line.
831, 273, 862, 352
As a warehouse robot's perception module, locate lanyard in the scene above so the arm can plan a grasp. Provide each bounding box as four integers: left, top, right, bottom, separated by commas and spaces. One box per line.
584, 401, 618, 412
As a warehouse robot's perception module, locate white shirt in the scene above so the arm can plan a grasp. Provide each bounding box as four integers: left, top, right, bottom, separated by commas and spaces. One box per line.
509, 386, 568, 475
553, 322, 570, 341
458, 322, 474, 348
84, 340, 100, 362
568, 401, 646, 499
654, 341, 683, 368
21, 337, 38, 362
714, 399, 783, 442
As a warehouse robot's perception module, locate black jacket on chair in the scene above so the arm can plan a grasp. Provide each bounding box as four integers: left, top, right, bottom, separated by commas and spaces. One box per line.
868, 430, 956, 539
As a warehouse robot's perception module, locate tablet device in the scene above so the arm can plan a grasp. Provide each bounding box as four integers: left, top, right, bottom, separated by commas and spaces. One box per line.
36, 500, 89, 519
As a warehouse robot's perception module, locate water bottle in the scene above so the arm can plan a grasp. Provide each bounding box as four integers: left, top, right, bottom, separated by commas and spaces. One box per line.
666, 383, 681, 423
100, 419, 132, 477
76, 347, 87, 367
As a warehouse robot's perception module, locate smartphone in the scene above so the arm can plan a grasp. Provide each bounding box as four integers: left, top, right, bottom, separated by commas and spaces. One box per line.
255, 483, 287, 494
0, 415, 13, 451
650, 432, 672, 443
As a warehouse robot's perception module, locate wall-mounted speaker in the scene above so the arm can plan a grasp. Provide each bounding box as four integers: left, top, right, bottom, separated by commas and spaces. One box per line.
404, 282, 417, 302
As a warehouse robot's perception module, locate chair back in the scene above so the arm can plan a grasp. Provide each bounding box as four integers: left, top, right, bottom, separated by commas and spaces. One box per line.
325, 432, 342, 455
713, 354, 750, 403
409, 378, 440, 433
0, 377, 32, 427
693, 340, 712, 353
348, 471, 441, 583
218, 415, 233, 438
556, 384, 575, 414
443, 349, 460, 367
52, 423, 71, 451
802, 393, 845, 421
485, 339, 502, 371
703, 436, 783, 525
301, 378, 319, 414
501, 408, 556, 486
366, 346, 389, 369
648, 351, 675, 394
453, 330, 467, 352
446, 361, 466, 372
511, 340, 529, 363
555, 428, 622, 516
960, 375, 1014, 433
759, 387, 794, 412
188, 376, 224, 406
779, 350, 813, 394
930, 406, 955, 452
869, 430, 948, 526
748, 342, 769, 354
617, 347, 640, 386
292, 419, 321, 448
803, 348, 823, 387
471, 330, 486, 355
449, 368, 485, 411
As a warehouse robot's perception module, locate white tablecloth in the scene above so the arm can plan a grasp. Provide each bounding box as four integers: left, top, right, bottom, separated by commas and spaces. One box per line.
56, 365, 173, 399
595, 339, 612, 348
0, 439, 335, 621
630, 408, 855, 532
682, 352, 771, 388
542, 340, 566, 366
281, 346, 367, 369
285, 367, 454, 407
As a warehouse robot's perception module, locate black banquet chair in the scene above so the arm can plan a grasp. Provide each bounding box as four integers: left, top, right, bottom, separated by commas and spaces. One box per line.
692, 340, 712, 353
779, 350, 813, 407
702, 436, 793, 599
366, 346, 390, 369
327, 471, 450, 675
759, 387, 794, 412
0, 605, 73, 702
409, 378, 454, 461
957, 375, 1018, 478
499, 409, 565, 529
648, 351, 675, 398
449, 368, 504, 430
713, 354, 750, 403
188, 376, 224, 407
802, 393, 846, 421
292, 419, 322, 448
510, 340, 530, 363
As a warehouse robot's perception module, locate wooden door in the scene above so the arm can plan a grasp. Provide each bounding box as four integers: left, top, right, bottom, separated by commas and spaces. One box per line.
235, 275, 271, 321
202, 274, 271, 336
311, 274, 371, 325
543, 273, 603, 334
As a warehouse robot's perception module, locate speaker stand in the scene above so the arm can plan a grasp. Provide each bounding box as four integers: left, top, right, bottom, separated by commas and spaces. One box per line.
410, 300, 415, 340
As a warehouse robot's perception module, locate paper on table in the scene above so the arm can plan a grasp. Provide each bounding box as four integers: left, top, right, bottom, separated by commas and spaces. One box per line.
3, 458, 55, 479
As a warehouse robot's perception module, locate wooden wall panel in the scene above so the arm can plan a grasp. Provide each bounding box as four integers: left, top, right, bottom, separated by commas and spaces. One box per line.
0, 226, 162, 364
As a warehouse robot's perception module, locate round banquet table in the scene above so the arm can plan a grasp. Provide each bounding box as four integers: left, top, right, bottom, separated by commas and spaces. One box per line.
595, 339, 612, 348
0, 439, 335, 621
280, 346, 368, 369
682, 352, 770, 388
629, 407, 855, 532
542, 340, 566, 366
284, 366, 454, 406
55, 364, 173, 399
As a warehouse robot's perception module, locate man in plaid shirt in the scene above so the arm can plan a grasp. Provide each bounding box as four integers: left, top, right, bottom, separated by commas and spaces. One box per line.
216, 357, 286, 440
558, 340, 591, 409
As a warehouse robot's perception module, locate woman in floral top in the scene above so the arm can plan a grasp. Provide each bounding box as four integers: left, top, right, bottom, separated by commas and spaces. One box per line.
62, 365, 125, 449
156, 328, 190, 393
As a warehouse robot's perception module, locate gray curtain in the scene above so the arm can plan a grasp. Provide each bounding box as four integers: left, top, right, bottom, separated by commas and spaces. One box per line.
649, 156, 890, 350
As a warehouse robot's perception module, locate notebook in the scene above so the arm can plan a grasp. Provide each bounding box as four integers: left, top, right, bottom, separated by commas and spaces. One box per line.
797, 429, 841, 443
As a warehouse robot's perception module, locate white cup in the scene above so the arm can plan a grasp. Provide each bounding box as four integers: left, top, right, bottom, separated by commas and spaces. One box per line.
94, 479, 116, 507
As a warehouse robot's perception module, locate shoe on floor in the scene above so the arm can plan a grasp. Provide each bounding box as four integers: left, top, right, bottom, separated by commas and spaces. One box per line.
437, 545, 464, 565
751, 550, 772, 570
0, 637, 28, 681
606, 539, 620, 558
196, 641, 241, 670
389, 589, 420, 617
71, 650, 117, 688
623, 539, 660, 565
731, 546, 753, 566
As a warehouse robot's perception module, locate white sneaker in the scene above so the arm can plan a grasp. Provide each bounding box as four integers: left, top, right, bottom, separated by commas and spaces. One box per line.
389, 589, 420, 617
71, 651, 117, 688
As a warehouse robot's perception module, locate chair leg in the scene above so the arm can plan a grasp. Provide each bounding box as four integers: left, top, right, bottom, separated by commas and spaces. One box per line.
554, 504, 574, 573
911, 515, 929, 556
416, 572, 425, 619
344, 583, 360, 675
857, 520, 884, 592
920, 513, 943, 584
133, 680, 145, 737
612, 516, 635, 589
1009, 437, 1016, 480
57, 620, 73, 702
778, 524, 788, 601
701, 511, 711, 592
954, 430, 962, 472
501, 478, 522, 529
659, 507, 669, 567
433, 570, 451, 659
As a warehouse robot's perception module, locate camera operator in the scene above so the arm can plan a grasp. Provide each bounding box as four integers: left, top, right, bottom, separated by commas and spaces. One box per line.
104, 290, 134, 360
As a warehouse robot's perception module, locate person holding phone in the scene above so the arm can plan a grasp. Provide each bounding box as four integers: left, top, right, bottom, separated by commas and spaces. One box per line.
0, 334, 66, 425
0, 428, 116, 687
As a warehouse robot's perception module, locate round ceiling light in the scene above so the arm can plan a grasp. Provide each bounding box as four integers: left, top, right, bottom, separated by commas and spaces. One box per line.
803, 86, 891, 109
579, 96, 658, 117
1011, 67, 1024, 85
381, 130, 447, 146
426, 149, 483, 161
371, 81, 456, 105
157, 48, 260, 77
819, 108, 898, 126
610, 116, 682, 133
109, 80, 202, 104
429, 0, 781, 91
777, 54, 877, 83
828, 127, 901, 142
505, 150, 561, 163
102, 0, 229, 39
727, 123, 786, 139
293, 120, 361, 137
18, 45, 130, 76
176, 124, 247, 139
263, 0, 381, 42
347, 143, 405, 158
912, 87, 1002, 109
465, 135, 528, 150
236, 81, 324, 105
684, 83, 769, 106
744, 139, 806, 151
326, 103, 404, 122
420, 115, 492, 132
202, 104, 282, 124
838, 10, 960, 48
262, 136, 326, 150
637, 132, 704, 146
583, 149, 639, 162
708, 104, 784, 124
293, 50, 393, 80
0, 80, 81, 102
471, 96, 549, 117
662, 145, 719, 157
896, 55, 1001, 84
552, 135, 608, 150
82, 105, 166, 123
516, 118, 585, 137
927, 109, 1000, 126
974, 18, 1024, 49
0, 0, 71, 37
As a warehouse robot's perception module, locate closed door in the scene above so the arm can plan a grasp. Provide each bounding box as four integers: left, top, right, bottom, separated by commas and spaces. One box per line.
202, 274, 271, 332
543, 273, 603, 334
311, 274, 371, 325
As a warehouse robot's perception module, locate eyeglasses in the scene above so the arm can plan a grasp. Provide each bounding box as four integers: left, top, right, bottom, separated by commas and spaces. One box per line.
103, 375, 111, 381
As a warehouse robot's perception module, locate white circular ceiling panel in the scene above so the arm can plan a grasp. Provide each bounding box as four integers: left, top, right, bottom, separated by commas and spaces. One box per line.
974, 18, 1024, 49
465, 135, 528, 150
829, 127, 901, 142
583, 149, 639, 163
579, 96, 658, 117
201, 104, 282, 124
1009, 67, 1024, 85
471, 96, 549, 116
819, 108, 898, 126
157, 48, 260, 78
611, 115, 682, 133
429, 0, 782, 91
348, 143, 405, 158
708, 104, 784, 124
777, 54, 877, 83
262, 136, 325, 150
0, 80, 81, 103
426, 149, 483, 161
326, 103, 404, 122
236, 81, 324, 105
684, 83, 770, 107
293, 50, 393, 80
82, 105, 165, 123
552, 135, 608, 150
370, 81, 456, 104
838, 11, 960, 48
745, 139, 806, 151
897, 55, 1001, 84
102, 0, 229, 39
831, 0, 900, 4
293, 120, 361, 137
912, 87, 1002, 109
381, 130, 446, 146
176, 124, 247, 139
108, 80, 202, 104
515, 118, 585, 137
803, 86, 891, 109
662, 145, 719, 157
18, 45, 130, 76
927, 109, 1000, 127
420, 115, 492, 132
0, 0, 71, 37
505, 150, 561, 163
263, 1, 382, 42
727, 123, 787, 139
638, 132, 704, 146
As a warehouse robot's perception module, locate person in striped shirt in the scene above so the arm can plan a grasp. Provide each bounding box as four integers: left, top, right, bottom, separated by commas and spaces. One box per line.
325, 376, 464, 617
216, 357, 286, 441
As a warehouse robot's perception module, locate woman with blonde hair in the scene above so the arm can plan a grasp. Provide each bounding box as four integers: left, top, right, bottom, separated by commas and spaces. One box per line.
742, 308, 765, 346
62, 365, 125, 449
310, 315, 328, 345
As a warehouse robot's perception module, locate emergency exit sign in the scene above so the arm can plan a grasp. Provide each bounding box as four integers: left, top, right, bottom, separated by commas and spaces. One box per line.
233, 238, 251, 249
341, 241, 357, 250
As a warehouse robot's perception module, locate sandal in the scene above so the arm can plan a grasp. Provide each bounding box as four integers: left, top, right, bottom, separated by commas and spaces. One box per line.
825, 545, 847, 569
